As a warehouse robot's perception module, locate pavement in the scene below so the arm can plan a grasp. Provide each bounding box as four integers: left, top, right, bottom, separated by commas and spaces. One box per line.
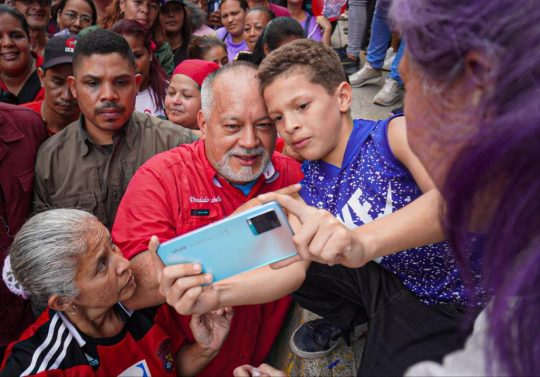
334, 19, 403, 121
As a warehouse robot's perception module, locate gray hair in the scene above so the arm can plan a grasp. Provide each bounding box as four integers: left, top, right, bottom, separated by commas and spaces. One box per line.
200, 61, 258, 121
9, 209, 97, 310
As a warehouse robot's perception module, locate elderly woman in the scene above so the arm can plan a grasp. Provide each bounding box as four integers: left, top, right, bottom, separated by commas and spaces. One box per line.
0, 209, 232, 376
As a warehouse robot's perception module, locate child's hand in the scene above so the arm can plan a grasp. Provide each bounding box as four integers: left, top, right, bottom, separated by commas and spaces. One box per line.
190, 307, 234, 354
233, 363, 285, 377
258, 193, 371, 268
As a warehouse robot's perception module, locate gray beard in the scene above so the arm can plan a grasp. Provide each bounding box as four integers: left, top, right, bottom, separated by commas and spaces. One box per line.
215, 146, 270, 183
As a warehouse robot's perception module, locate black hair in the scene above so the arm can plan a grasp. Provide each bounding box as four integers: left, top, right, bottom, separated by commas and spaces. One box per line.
189, 35, 227, 60
219, 0, 248, 11
246, 5, 274, 20
55, 0, 97, 25
250, 16, 304, 64
0, 4, 30, 37
73, 28, 135, 72
161, 0, 192, 49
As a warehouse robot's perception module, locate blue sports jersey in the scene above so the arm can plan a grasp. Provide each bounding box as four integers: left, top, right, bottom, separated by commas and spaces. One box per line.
300, 115, 476, 306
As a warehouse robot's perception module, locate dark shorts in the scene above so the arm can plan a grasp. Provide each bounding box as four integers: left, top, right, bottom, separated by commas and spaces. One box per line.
293, 261, 480, 376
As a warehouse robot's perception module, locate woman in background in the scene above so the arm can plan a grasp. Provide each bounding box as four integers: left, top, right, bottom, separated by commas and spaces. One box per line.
160, 0, 192, 66
165, 59, 219, 130
0, 5, 44, 105
82, 0, 175, 75
112, 20, 168, 116
287, 0, 331, 45
216, 0, 248, 61
55, 0, 96, 35
189, 35, 229, 67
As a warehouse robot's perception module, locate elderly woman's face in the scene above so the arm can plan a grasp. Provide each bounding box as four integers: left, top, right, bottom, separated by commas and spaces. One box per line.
72, 221, 136, 309
400, 52, 476, 188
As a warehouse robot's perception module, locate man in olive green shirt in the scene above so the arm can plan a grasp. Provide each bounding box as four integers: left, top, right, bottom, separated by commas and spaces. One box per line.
33, 29, 195, 229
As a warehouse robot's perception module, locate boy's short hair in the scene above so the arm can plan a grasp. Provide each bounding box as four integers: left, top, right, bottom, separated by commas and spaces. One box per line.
73, 29, 135, 74
258, 39, 347, 95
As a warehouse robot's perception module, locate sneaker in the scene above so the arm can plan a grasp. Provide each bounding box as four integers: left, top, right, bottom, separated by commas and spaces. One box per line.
349, 62, 382, 87
373, 78, 403, 106
290, 319, 345, 359
382, 47, 396, 71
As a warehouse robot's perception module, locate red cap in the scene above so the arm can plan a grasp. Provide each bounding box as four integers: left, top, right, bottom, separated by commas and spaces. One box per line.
172, 59, 220, 88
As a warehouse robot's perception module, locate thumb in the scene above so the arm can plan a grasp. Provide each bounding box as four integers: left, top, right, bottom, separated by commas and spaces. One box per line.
148, 235, 164, 281
258, 192, 310, 223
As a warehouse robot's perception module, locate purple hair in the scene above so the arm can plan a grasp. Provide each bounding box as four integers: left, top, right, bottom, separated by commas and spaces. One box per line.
390, 0, 540, 375
112, 19, 168, 112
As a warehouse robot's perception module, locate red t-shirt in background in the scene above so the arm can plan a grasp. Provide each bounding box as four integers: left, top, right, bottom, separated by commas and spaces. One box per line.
113, 139, 303, 376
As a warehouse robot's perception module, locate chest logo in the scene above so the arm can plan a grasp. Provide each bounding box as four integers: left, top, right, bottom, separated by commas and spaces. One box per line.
189, 195, 222, 203
118, 359, 151, 377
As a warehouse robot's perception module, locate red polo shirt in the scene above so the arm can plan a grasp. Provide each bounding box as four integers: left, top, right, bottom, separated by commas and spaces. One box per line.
113, 140, 303, 376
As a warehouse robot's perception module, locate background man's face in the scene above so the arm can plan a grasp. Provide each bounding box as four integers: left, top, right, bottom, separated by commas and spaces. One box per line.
201, 72, 276, 184
13, 0, 51, 30
69, 53, 140, 138
39, 64, 79, 117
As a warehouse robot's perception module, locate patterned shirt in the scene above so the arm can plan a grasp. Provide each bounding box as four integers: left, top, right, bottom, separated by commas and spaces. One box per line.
300, 116, 476, 306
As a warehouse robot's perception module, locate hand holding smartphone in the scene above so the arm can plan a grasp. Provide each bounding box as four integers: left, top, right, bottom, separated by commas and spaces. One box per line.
157, 201, 297, 282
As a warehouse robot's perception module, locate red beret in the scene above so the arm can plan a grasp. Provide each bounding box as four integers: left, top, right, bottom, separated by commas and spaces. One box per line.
172, 59, 220, 87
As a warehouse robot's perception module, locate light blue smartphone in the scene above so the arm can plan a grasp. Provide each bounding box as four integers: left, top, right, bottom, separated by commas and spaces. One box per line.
156, 201, 297, 282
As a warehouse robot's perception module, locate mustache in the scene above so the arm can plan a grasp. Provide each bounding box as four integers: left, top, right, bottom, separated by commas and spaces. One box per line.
95, 102, 124, 114
227, 146, 266, 157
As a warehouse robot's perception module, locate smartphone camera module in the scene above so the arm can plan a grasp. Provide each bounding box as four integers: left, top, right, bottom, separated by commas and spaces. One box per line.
247, 210, 281, 235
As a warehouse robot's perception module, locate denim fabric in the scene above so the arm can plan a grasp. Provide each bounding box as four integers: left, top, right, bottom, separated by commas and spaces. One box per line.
293, 262, 478, 376
365, 2, 391, 68
346, 0, 369, 57
388, 40, 405, 84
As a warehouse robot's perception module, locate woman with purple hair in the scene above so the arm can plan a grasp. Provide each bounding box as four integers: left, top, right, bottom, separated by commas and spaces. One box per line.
388, 0, 540, 375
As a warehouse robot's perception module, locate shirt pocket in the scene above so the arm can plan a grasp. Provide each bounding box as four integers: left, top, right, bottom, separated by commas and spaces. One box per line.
52, 192, 106, 223
179, 202, 221, 234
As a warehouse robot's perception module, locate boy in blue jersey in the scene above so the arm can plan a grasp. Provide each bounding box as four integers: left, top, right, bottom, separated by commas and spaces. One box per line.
151, 40, 484, 375
255, 39, 483, 374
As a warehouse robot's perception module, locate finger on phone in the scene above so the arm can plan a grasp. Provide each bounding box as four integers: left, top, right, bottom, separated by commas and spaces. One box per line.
258, 192, 308, 222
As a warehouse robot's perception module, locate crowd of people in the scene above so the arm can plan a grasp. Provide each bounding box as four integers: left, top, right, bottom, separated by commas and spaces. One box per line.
0, 0, 538, 376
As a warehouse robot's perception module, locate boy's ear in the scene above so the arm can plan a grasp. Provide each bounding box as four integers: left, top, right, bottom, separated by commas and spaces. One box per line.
335, 81, 352, 113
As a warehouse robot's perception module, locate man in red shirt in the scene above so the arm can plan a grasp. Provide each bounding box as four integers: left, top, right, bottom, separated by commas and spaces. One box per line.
112, 62, 303, 376
22, 35, 80, 136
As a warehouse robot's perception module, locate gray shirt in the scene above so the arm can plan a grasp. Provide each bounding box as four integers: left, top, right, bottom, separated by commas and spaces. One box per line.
33, 111, 196, 229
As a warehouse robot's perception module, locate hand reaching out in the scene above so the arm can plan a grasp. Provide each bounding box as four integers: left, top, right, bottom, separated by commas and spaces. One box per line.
258, 192, 372, 268
233, 363, 285, 377
190, 307, 234, 354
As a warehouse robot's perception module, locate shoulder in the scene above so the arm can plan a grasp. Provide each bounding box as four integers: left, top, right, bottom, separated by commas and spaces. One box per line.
385, 115, 410, 165
271, 152, 303, 182
136, 140, 199, 178
0, 102, 43, 126
1, 311, 84, 376
36, 120, 78, 157
216, 27, 227, 39
132, 112, 194, 141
